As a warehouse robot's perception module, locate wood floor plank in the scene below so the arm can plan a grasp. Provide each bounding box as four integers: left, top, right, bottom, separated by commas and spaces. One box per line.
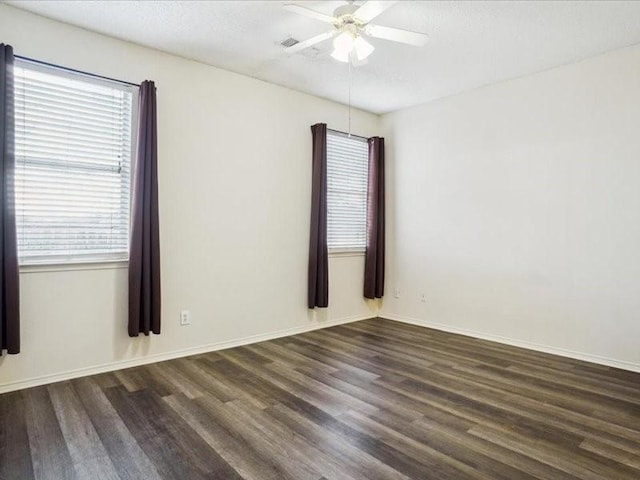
224, 398, 360, 480
294, 365, 424, 422
147, 362, 204, 399
296, 334, 636, 454
205, 350, 446, 479
469, 424, 640, 480
409, 414, 582, 480
194, 394, 322, 480
1, 317, 639, 479
217, 349, 358, 416
196, 357, 278, 409
579, 438, 640, 471
23, 386, 78, 480
420, 364, 640, 447
246, 341, 340, 374
71, 377, 164, 480
278, 392, 455, 480
162, 393, 290, 480
300, 328, 640, 450
337, 409, 493, 480
105, 386, 241, 480
170, 357, 239, 403
505, 363, 640, 404
265, 402, 412, 480
0, 391, 34, 480
350, 409, 540, 480
47, 382, 120, 480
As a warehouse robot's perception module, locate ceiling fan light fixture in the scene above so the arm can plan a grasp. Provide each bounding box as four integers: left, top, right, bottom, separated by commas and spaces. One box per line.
331, 30, 375, 63
353, 36, 374, 61
333, 31, 355, 55
331, 47, 350, 63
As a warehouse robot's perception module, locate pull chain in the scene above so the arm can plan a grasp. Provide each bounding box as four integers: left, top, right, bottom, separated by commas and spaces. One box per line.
348, 58, 352, 137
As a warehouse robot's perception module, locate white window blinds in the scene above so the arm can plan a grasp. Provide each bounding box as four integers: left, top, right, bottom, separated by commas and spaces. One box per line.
14, 60, 135, 264
326, 130, 369, 251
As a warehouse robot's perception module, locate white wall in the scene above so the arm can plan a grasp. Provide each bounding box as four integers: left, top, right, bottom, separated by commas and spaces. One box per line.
381, 44, 640, 371
0, 4, 380, 392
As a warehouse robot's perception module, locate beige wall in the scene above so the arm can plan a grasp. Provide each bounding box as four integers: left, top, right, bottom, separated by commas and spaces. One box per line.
0, 4, 380, 392
381, 44, 640, 371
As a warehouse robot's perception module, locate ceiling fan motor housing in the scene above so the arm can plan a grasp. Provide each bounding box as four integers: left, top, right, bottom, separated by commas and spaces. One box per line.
333, 4, 366, 30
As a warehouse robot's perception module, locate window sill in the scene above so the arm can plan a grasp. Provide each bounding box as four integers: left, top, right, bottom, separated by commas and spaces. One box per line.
19, 259, 128, 274
329, 249, 365, 258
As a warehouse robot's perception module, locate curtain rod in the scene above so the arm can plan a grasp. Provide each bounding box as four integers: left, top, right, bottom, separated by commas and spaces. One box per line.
15, 55, 140, 88
328, 128, 369, 142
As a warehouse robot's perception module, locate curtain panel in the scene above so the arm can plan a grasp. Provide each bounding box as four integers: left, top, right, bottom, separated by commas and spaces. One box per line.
308, 123, 329, 308
364, 136, 385, 299
128, 81, 161, 336
0, 44, 20, 354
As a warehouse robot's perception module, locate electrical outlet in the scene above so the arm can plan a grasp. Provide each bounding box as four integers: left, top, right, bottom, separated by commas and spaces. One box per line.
180, 310, 191, 326
420, 293, 426, 303
393, 288, 400, 299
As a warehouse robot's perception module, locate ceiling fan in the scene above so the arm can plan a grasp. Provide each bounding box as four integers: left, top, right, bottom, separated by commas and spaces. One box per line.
283, 0, 428, 64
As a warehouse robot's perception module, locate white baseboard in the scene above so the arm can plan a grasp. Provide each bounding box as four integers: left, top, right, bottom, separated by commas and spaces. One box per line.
5, 312, 636, 393
0, 314, 372, 394
381, 313, 640, 373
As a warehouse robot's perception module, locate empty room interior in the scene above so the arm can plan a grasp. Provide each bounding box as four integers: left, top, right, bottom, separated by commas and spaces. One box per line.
1, 0, 639, 478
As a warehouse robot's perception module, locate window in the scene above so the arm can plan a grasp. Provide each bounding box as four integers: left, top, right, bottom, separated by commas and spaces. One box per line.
326, 130, 368, 251
14, 60, 135, 265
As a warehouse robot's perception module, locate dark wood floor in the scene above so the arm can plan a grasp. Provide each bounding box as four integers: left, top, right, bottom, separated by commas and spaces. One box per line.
1, 318, 639, 480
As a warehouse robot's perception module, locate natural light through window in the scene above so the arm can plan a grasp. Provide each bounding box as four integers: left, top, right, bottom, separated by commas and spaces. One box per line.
14, 60, 135, 265
326, 130, 368, 251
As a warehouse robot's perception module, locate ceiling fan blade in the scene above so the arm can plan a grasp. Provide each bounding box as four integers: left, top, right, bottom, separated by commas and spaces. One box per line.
285, 30, 336, 54
366, 24, 429, 46
354, 1, 398, 23
283, 4, 335, 23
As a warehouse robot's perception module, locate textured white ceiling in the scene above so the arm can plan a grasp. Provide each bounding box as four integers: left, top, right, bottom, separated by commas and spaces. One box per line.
6, 1, 640, 113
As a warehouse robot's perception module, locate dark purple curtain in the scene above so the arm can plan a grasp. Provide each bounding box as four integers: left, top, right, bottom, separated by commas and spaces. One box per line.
308, 123, 328, 308
364, 136, 385, 299
128, 81, 161, 336
0, 44, 20, 354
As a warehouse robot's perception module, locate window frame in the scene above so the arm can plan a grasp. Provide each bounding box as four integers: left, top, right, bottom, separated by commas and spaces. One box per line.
14, 59, 138, 268
326, 128, 369, 255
